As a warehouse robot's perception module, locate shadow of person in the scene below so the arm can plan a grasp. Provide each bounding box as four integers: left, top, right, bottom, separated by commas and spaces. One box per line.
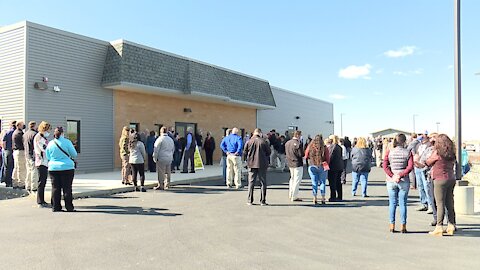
75, 205, 182, 216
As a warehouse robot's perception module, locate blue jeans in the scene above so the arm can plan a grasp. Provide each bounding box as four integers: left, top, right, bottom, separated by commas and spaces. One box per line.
414, 168, 427, 206
352, 171, 369, 196
308, 165, 327, 197
387, 181, 410, 225
222, 156, 227, 182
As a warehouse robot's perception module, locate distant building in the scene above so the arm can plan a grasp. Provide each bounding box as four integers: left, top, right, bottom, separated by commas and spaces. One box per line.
371, 128, 412, 139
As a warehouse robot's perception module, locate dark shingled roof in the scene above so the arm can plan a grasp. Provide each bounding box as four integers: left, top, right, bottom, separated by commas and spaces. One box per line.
102, 41, 275, 108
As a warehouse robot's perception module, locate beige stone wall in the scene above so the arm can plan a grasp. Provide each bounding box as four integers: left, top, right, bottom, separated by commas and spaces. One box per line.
113, 90, 256, 168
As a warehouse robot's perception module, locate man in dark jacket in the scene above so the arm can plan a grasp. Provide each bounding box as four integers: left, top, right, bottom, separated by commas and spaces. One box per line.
328, 135, 345, 201
285, 130, 304, 201
243, 128, 271, 206
23, 121, 38, 193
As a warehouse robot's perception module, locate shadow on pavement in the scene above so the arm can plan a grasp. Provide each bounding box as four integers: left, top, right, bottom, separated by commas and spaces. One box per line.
455, 224, 480, 238
75, 205, 182, 216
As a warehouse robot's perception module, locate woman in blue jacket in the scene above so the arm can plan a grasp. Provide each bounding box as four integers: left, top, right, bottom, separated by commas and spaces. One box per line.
46, 127, 77, 212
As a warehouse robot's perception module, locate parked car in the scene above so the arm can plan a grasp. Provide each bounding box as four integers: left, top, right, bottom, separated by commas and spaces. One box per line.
465, 144, 476, 152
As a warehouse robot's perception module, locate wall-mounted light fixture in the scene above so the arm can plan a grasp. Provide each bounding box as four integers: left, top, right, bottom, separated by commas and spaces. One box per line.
34, 82, 48, 90
183, 108, 192, 113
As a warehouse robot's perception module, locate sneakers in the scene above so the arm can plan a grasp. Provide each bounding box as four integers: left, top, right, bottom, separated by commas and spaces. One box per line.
416, 205, 428, 211
426, 207, 434, 214
235, 185, 243, 190
246, 202, 253, 206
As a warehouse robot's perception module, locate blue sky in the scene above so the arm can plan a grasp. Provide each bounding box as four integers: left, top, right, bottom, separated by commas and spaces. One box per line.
1, 0, 479, 140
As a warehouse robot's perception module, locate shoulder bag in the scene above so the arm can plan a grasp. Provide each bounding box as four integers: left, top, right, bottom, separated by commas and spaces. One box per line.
54, 140, 77, 169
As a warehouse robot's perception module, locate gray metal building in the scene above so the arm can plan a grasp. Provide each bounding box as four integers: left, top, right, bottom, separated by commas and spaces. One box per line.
257, 86, 334, 139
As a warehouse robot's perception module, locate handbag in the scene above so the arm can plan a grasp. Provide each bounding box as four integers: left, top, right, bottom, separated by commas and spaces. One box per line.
54, 140, 77, 169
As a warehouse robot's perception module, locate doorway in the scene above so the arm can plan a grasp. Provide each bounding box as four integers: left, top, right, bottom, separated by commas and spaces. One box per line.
175, 122, 197, 139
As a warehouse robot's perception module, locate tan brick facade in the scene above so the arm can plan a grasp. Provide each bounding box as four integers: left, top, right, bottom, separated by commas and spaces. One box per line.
113, 90, 256, 168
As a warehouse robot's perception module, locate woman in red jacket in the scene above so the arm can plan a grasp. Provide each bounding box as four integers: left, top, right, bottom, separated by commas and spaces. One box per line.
426, 134, 457, 236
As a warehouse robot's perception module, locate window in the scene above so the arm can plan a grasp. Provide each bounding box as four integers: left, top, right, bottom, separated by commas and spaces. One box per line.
67, 120, 80, 153
129, 123, 139, 133
154, 124, 163, 135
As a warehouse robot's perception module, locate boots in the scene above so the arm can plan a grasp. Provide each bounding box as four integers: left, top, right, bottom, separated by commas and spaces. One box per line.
389, 224, 395, 233
445, 223, 456, 236
429, 226, 444, 236
400, 224, 407, 234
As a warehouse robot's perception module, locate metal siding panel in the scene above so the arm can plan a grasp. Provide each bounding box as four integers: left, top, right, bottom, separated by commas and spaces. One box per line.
257, 87, 334, 137
26, 26, 114, 172
0, 27, 25, 130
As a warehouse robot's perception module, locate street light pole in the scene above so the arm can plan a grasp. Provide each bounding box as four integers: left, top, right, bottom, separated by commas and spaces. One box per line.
454, 0, 462, 180
412, 114, 418, 134
340, 113, 345, 137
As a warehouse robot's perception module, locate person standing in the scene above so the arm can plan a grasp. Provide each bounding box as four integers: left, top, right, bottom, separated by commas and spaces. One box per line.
153, 127, 175, 190
351, 137, 372, 198
146, 131, 157, 173
221, 129, 232, 183
277, 135, 288, 172
12, 121, 27, 189
383, 134, 414, 233
374, 136, 383, 168
414, 133, 432, 212
339, 138, 349, 185
416, 133, 438, 226
119, 126, 132, 185
1, 121, 16, 187
46, 127, 77, 212
461, 143, 470, 176
327, 135, 344, 202
23, 121, 38, 194
285, 130, 304, 201
34, 121, 51, 207
243, 128, 271, 206
268, 130, 280, 168
305, 134, 330, 204
181, 127, 196, 173
220, 127, 244, 189
426, 134, 457, 236
128, 133, 147, 192
203, 132, 216, 166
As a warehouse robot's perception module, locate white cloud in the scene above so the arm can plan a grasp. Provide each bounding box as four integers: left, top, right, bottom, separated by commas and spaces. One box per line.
384, 46, 417, 58
338, 64, 372, 79
329, 94, 347, 100
393, 68, 423, 76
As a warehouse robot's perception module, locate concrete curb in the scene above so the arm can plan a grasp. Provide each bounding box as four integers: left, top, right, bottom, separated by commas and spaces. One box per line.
72, 175, 221, 199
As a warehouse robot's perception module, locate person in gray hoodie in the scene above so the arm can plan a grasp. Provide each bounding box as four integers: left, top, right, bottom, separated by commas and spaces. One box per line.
153, 127, 175, 190
128, 132, 147, 192
351, 137, 372, 197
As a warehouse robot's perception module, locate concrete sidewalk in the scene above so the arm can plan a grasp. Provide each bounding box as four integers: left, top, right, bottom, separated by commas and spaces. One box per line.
44, 165, 224, 199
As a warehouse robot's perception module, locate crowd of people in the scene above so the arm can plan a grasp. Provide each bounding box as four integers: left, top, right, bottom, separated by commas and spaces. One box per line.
1, 120, 77, 212
0, 121, 465, 236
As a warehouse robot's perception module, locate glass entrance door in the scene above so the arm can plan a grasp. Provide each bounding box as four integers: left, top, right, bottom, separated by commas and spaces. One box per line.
175, 122, 197, 140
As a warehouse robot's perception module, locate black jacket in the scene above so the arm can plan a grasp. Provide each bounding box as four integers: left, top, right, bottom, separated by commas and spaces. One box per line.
243, 135, 271, 169
328, 144, 344, 171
